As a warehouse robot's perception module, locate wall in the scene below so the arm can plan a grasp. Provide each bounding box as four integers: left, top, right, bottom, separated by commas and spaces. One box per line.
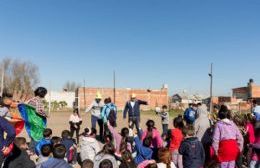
251, 84, 260, 98
76, 87, 168, 110
233, 87, 248, 100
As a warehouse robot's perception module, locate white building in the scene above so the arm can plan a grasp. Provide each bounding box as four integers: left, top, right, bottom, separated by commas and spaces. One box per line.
45, 91, 75, 108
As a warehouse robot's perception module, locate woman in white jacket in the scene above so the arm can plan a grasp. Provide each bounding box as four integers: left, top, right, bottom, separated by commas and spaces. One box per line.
80, 128, 101, 161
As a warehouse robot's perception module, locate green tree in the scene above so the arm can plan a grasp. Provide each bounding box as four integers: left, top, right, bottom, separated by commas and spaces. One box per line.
59, 101, 68, 109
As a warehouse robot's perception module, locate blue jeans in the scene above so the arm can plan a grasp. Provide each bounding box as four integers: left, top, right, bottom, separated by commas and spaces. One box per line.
91, 115, 103, 140
220, 161, 236, 168
250, 160, 260, 168
162, 124, 168, 135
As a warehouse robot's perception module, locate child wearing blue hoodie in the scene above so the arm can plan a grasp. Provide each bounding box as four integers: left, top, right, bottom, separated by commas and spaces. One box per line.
133, 134, 153, 165
35, 128, 52, 156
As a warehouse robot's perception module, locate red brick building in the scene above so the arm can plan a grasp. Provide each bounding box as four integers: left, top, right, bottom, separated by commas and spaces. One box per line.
76, 85, 169, 110
233, 79, 260, 102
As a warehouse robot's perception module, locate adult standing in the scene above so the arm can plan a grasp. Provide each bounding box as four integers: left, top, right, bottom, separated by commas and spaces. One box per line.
252, 100, 260, 122
69, 109, 82, 144
194, 104, 210, 142
85, 92, 104, 138
123, 94, 148, 135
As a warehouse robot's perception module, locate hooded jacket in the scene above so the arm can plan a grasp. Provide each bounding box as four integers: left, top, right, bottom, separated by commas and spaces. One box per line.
40, 158, 72, 168
93, 154, 119, 168
35, 138, 51, 156
85, 100, 104, 118
194, 105, 211, 142
179, 137, 205, 168
0, 117, 15, 152
3, 145, 35, 168
80, 136, 101, 161
212, 119, 244, 153
141, 128, 163, 149
134, 136, 153, 165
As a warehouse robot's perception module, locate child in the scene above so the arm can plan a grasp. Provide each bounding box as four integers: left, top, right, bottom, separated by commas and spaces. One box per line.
35, 128, 52, 156
156, 105, 170, 136
0, 116, 15, 166
157, 148, 176, 168
3, 137, 35, 168
61, 130, 77, 164
80, 128, 101, 161
119, 150, 136, 168
212, 105, 243, 168
82, 159, 94, 168
40, 144, 72, 168
179, 126, 205, 168
249, 125, 260, 168
244, 113, 256, 166
27, 87, 48, 118
93, 143, 118, 168
169, 115, 184, 167
99, 159, 114, 168
51, 136, 62, 146
69, 108, 82, 144
0, 93, 13, 119
134, 134, 153, 165
36, 144, 52, 168
141, 120, 163, 160
107, 121, 132, 156
141, 120, 163, 149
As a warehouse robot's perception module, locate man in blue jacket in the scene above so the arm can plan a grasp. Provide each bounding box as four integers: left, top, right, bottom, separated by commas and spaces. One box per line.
0, 116, 16, 166
123, 94, 148, 135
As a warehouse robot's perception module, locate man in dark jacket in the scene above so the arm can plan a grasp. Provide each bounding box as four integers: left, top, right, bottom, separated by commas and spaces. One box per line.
0, 116, 16, 167
3, 137, 35, 168
123, 94, 147, 135
179, 126, 205, 168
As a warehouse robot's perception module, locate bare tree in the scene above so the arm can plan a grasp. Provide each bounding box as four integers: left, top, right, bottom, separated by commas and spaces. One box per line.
0, 58, 40, 101
63, 81, 80, 92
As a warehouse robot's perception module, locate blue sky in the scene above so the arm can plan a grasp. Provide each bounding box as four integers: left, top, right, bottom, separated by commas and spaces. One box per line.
0, 0, 260, 96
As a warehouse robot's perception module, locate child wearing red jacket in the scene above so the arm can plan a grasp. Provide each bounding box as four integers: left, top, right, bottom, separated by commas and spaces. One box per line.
169, 115, 184, 168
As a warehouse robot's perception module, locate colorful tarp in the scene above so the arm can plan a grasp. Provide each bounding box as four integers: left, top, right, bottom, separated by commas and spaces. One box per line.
18, 103, 47, 142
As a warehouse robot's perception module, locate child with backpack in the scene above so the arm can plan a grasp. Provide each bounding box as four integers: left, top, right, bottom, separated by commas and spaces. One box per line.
179, 126, 205, 168
184, 104, 196, 125
101, 97, 117, 129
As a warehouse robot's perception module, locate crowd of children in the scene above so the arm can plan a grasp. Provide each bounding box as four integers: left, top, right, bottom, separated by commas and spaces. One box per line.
1, 90, 260, 168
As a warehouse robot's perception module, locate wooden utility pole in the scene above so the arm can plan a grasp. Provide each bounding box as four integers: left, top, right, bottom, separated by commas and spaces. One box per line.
83, 79, 86, 109
113, 71, 116, 104
209, 63, 213, 114
0, 67, 4, 97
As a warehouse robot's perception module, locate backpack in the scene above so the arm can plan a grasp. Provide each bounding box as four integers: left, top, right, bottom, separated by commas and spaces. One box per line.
106, 104, 117, 127
184, 108, 196, 124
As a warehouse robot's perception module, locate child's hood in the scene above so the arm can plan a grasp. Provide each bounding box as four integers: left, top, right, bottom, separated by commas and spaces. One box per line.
81, 136, 97, 144
219, 118, 233, 125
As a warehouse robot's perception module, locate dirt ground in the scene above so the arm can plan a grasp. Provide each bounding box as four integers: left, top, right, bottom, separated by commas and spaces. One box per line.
19, 111, 171, 167
20, 110, 169, 142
